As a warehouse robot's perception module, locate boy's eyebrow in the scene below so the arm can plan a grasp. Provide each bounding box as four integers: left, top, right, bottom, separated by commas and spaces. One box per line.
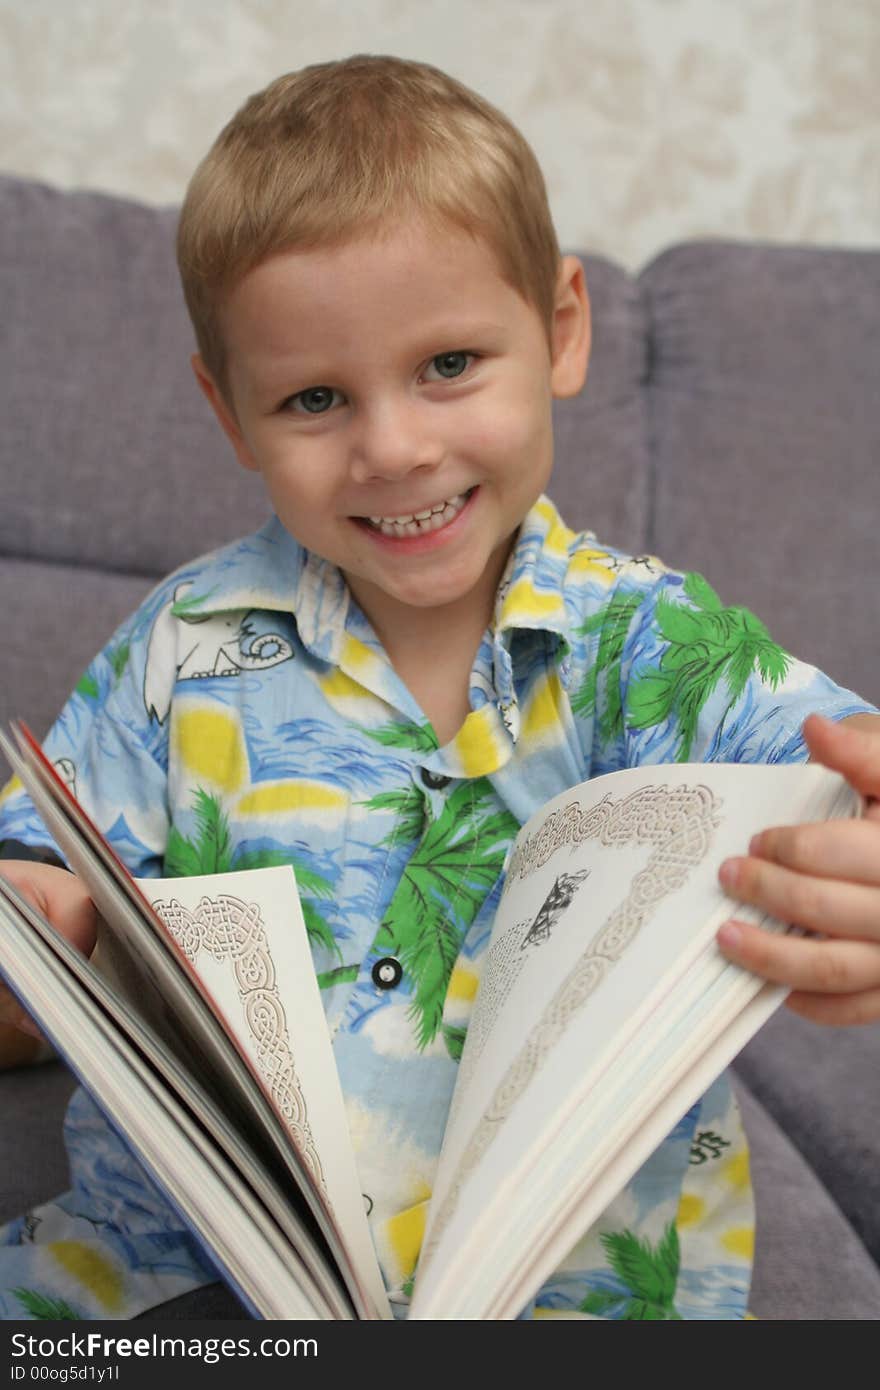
407, 318, 509, 346
237, 320, 511, 397
249, 319, 510, 370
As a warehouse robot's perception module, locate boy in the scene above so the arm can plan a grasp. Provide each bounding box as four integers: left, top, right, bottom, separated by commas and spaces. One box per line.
1, 55, 879, 1321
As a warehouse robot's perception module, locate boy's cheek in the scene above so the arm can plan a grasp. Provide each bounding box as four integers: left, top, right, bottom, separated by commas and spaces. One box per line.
254, 439, 337, 493
465, 402, 552, 474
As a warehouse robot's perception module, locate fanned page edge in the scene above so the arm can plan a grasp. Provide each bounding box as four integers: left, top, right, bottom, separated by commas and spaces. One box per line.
0, 873, 347, 1320
411, 760, 857, 1318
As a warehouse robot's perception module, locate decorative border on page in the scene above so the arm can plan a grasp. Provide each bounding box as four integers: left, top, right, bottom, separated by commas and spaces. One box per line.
423, 781, 721, 1263
151, 891, 326, 1193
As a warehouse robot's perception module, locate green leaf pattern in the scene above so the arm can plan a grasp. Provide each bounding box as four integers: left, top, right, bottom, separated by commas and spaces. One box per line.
374, 780, 519, 1050
579, 1221, 682, 1320
13, 1287, 80, 1319
575, 572, 790, 762
365, 720, 438, 754
571, 589, 643, 742
165, 789, 340, 960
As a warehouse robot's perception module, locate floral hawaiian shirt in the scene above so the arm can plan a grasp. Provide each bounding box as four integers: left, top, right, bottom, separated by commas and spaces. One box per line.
0, 495, 873, 1321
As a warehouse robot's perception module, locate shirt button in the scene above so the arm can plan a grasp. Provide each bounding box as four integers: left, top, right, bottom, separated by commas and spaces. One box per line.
371, 956, 403, 990
420, 768, 451, 790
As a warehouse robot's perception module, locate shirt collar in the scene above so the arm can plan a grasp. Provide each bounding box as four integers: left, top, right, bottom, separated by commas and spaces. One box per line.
176, 495, 578, 671
493, 495, 575, 644
171, 515, 352, 664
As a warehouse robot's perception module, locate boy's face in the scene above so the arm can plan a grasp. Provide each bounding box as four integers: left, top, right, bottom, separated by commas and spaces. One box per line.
195, 219, 589, 643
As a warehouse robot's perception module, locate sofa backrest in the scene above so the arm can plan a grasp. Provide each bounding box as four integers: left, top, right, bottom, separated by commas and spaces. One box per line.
643, 241, 880, 705
0, 174, 876, 752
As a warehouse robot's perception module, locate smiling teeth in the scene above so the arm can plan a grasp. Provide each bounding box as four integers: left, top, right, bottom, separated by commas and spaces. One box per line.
367, 492, 469, 538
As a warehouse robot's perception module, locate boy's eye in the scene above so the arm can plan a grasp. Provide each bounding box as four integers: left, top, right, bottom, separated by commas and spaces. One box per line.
290, 386, 341, 414
424, 352, 471, 381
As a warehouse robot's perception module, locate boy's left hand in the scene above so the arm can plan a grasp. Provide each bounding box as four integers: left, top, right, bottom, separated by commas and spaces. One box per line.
716, 712, 880, 1026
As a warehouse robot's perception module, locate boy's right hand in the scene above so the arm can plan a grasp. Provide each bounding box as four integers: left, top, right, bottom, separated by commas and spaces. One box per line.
0, 860, 98, 1057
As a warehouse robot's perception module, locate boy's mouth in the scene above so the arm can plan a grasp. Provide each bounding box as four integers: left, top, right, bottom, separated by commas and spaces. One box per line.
357, 487, 475, 538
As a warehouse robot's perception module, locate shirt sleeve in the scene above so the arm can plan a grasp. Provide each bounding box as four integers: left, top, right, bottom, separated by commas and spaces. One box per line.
0, 577, 179, 878
615, 568, 877, 769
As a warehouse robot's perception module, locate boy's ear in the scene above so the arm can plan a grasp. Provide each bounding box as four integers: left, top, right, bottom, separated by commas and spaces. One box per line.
550, 255, 591, 399
191, 355, 260, 472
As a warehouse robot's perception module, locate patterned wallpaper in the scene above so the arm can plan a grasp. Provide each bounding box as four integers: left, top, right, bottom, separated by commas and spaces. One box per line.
0, 0, 877, 269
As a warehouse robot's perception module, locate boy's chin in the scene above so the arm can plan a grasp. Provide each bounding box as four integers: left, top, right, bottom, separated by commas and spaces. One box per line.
353, 578, 480, 613
344, 562, 496, 617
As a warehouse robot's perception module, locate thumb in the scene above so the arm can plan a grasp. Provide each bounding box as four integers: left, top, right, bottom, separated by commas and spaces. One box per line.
0, 865, 98, 1043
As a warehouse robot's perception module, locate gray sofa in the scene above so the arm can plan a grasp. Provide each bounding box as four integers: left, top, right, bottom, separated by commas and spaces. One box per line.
1, 173, 878, 1320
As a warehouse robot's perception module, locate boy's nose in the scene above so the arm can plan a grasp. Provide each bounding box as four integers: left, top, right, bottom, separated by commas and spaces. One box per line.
349, 399, 443, 482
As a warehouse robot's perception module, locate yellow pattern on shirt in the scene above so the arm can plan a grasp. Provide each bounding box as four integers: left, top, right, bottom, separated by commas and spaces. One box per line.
172, 708, 248, 792
522, 671, 565, 740
48, 1242, 124, 1312
237, 782, 347, 815
385, 1198, 430, 1282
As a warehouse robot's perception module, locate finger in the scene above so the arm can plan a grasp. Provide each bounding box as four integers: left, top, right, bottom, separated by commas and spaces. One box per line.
0, 865, 97, 956
803, 713, 880, 802
41, 882, 98, 956
749, 818, 880, 887
785, 986, 880, 1027
717, 919, 880, 993
719, 853, 880, 940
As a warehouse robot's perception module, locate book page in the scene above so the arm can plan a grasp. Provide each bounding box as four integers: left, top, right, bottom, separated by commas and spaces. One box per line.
137, 865, 384, 1317
412, 761, 857, 1317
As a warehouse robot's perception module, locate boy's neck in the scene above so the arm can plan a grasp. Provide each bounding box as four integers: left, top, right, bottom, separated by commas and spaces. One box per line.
385, 615, 485, 748
346, 565, 506, 749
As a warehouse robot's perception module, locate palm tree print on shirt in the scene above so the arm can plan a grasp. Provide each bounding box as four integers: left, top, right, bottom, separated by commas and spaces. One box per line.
164, 788, 339, 959
12, 1288, 79, 1319
75, 639, 131, 702
363, 778, 519, 1056
578, 1221, 682, 1319
574, 573, 790, 760
364, 720, 439, 757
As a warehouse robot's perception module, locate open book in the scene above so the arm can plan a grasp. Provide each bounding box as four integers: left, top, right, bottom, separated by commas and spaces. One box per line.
0, 722, 861, 1319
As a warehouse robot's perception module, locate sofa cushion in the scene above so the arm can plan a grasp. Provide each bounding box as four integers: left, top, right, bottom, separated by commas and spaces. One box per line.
0, 176, 271, 579
643, 241, 880, 706
734, 1009, 880, 1268
736, 1078, 880, 1320
0, 558, 155, 742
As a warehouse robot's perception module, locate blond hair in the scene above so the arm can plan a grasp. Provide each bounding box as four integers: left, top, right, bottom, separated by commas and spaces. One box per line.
176, 55, 561, 389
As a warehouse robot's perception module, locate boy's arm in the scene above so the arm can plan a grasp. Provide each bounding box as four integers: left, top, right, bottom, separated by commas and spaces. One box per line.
717, 713, 880, 1025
